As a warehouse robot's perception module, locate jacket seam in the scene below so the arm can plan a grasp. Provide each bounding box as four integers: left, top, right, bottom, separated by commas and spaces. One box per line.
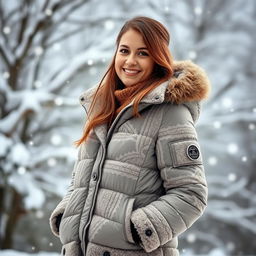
160, 198, 188, 229
93, 213, 122, 225
62, 212, 80, 220
134, 105, 165, 193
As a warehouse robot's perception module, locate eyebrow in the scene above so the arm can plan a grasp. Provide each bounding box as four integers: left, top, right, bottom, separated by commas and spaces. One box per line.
119, 44, 148, 50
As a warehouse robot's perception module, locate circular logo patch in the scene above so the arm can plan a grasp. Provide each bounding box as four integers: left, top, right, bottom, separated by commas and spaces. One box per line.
187, 144, 200, 160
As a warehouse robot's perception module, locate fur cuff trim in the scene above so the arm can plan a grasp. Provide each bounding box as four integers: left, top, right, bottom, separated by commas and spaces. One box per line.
143, 205, 172, 244
49, 205, 65, 237
131, 208, 160, 252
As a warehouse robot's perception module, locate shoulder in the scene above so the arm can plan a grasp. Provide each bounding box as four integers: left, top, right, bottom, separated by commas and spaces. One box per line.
78, 84, 99, 106
159, 102, 196, 128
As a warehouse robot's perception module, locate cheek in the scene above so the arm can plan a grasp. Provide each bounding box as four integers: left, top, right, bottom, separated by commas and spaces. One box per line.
144, 61, 154, 75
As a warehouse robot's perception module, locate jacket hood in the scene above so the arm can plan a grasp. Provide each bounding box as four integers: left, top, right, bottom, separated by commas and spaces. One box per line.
165, 60, 210, 104
79, 60, 211, 122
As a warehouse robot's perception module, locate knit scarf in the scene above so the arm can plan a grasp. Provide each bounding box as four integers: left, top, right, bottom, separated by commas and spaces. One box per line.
113, 83, 142, 118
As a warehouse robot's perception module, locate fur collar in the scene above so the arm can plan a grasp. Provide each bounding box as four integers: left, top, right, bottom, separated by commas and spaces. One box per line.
79, 60, 211, 106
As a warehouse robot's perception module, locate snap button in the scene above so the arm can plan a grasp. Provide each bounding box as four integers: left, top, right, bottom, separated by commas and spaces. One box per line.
92, 172, 98, 181
145, 228, 152, 237
154, 96, 160, 100
80, 96, 85, 101
103, 251, 110, 256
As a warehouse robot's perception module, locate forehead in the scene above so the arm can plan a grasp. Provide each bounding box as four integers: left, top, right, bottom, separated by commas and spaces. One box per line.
119, 29, 146, 47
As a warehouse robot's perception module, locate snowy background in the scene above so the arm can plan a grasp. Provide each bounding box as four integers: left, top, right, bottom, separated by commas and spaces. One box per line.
0, 0, 256, 255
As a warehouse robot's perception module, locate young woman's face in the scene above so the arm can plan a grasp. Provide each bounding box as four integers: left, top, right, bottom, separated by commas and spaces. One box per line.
115, 29, 155, 87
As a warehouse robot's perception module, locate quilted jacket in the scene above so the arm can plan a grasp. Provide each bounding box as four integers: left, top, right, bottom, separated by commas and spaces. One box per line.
49, 60, 211, 256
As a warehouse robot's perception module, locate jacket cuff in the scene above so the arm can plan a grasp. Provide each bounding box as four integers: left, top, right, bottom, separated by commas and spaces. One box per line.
130, 208, 160, 252
49, 207, 64, 237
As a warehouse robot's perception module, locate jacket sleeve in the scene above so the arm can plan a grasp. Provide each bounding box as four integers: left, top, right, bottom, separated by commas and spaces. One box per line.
130, 103, 208, 252
49, 150, 80, 237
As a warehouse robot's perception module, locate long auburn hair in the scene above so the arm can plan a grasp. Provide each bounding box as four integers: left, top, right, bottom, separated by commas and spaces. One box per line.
75, 16, 174, 146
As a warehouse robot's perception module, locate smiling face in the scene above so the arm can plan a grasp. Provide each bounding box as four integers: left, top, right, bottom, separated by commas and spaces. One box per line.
114, 29, 155, 88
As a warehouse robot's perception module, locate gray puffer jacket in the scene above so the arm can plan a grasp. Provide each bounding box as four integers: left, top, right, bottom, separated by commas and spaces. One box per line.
50, 60, 211, 256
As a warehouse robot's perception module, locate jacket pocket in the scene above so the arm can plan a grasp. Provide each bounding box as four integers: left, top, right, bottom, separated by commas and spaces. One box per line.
123, 197, 135, 244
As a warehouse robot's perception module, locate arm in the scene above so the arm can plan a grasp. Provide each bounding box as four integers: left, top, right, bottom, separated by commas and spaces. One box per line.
130, 103, 208, 252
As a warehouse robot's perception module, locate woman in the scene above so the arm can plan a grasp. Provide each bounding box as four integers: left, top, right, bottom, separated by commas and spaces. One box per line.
50, 16, 210, 256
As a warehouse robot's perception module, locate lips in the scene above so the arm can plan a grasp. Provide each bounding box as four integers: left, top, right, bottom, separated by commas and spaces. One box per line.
123, 68, 141, 75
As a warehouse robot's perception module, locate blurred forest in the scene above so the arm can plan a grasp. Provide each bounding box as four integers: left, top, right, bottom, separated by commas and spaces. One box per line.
0, 0, 256, 255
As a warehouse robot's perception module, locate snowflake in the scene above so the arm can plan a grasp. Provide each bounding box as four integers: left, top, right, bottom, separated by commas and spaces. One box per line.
208, 156, 218, 166
228, 173, 237, 182
17, 166, 26, 175
45, 9, 53, 16
213, 121, 222, 129
222, 97, 233, 108
104, 20, 115, 30
54, 97, 64, 106
194, 7, 202, 15
188, 50, 197, 60
50, 134, 62, 145
3, 71, 10, 79
47, 157, 57, 167
35, 210, 44, 219
241, 156, 247, 162
34, 80, 42, 88
187, 233, 196, 243
3, 26, 11, 34
227, 143, 238, 154
164, 6, 170, 12
248, 123, 255, 130
88, 59, 94, 66
34, 46, 44, 56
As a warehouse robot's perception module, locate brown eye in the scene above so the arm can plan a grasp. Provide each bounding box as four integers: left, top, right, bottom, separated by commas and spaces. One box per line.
119, 49, 128, 54
138, 51, 149, 56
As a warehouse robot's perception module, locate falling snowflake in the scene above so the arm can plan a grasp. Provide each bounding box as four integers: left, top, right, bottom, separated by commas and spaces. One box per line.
104, 20, 115, 30
53, 43, 61, 51
34, 46, 44, 56
164, 6, 170, 12
194, 7, 202, 15
228, 173, 237, 182
34, 80, 42, 88
222, 97, 233, 108
188, 50, 197, 60
50, 134, 62, 145
87, 59, 94, 66
227, 143, 238, 154
241, 156, 247, 162
213, 121, 222, 129
248, 123, 255, 130
54, 97, 64, 106
3, 71, 10, 79
3, 26, 11, 34
47, 157, 57, 167
208, 156, 218, 166
187, 233, 196, 243
35, 210, 44, 219
17, 166, 26, 175
28, 140, 34, 146
45, 9, 53, 16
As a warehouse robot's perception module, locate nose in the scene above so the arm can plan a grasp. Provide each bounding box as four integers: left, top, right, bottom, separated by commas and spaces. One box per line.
126, 53, 137, 66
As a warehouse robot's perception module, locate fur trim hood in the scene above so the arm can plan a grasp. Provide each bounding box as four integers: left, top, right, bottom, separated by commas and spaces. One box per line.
79, 60, 211, 122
